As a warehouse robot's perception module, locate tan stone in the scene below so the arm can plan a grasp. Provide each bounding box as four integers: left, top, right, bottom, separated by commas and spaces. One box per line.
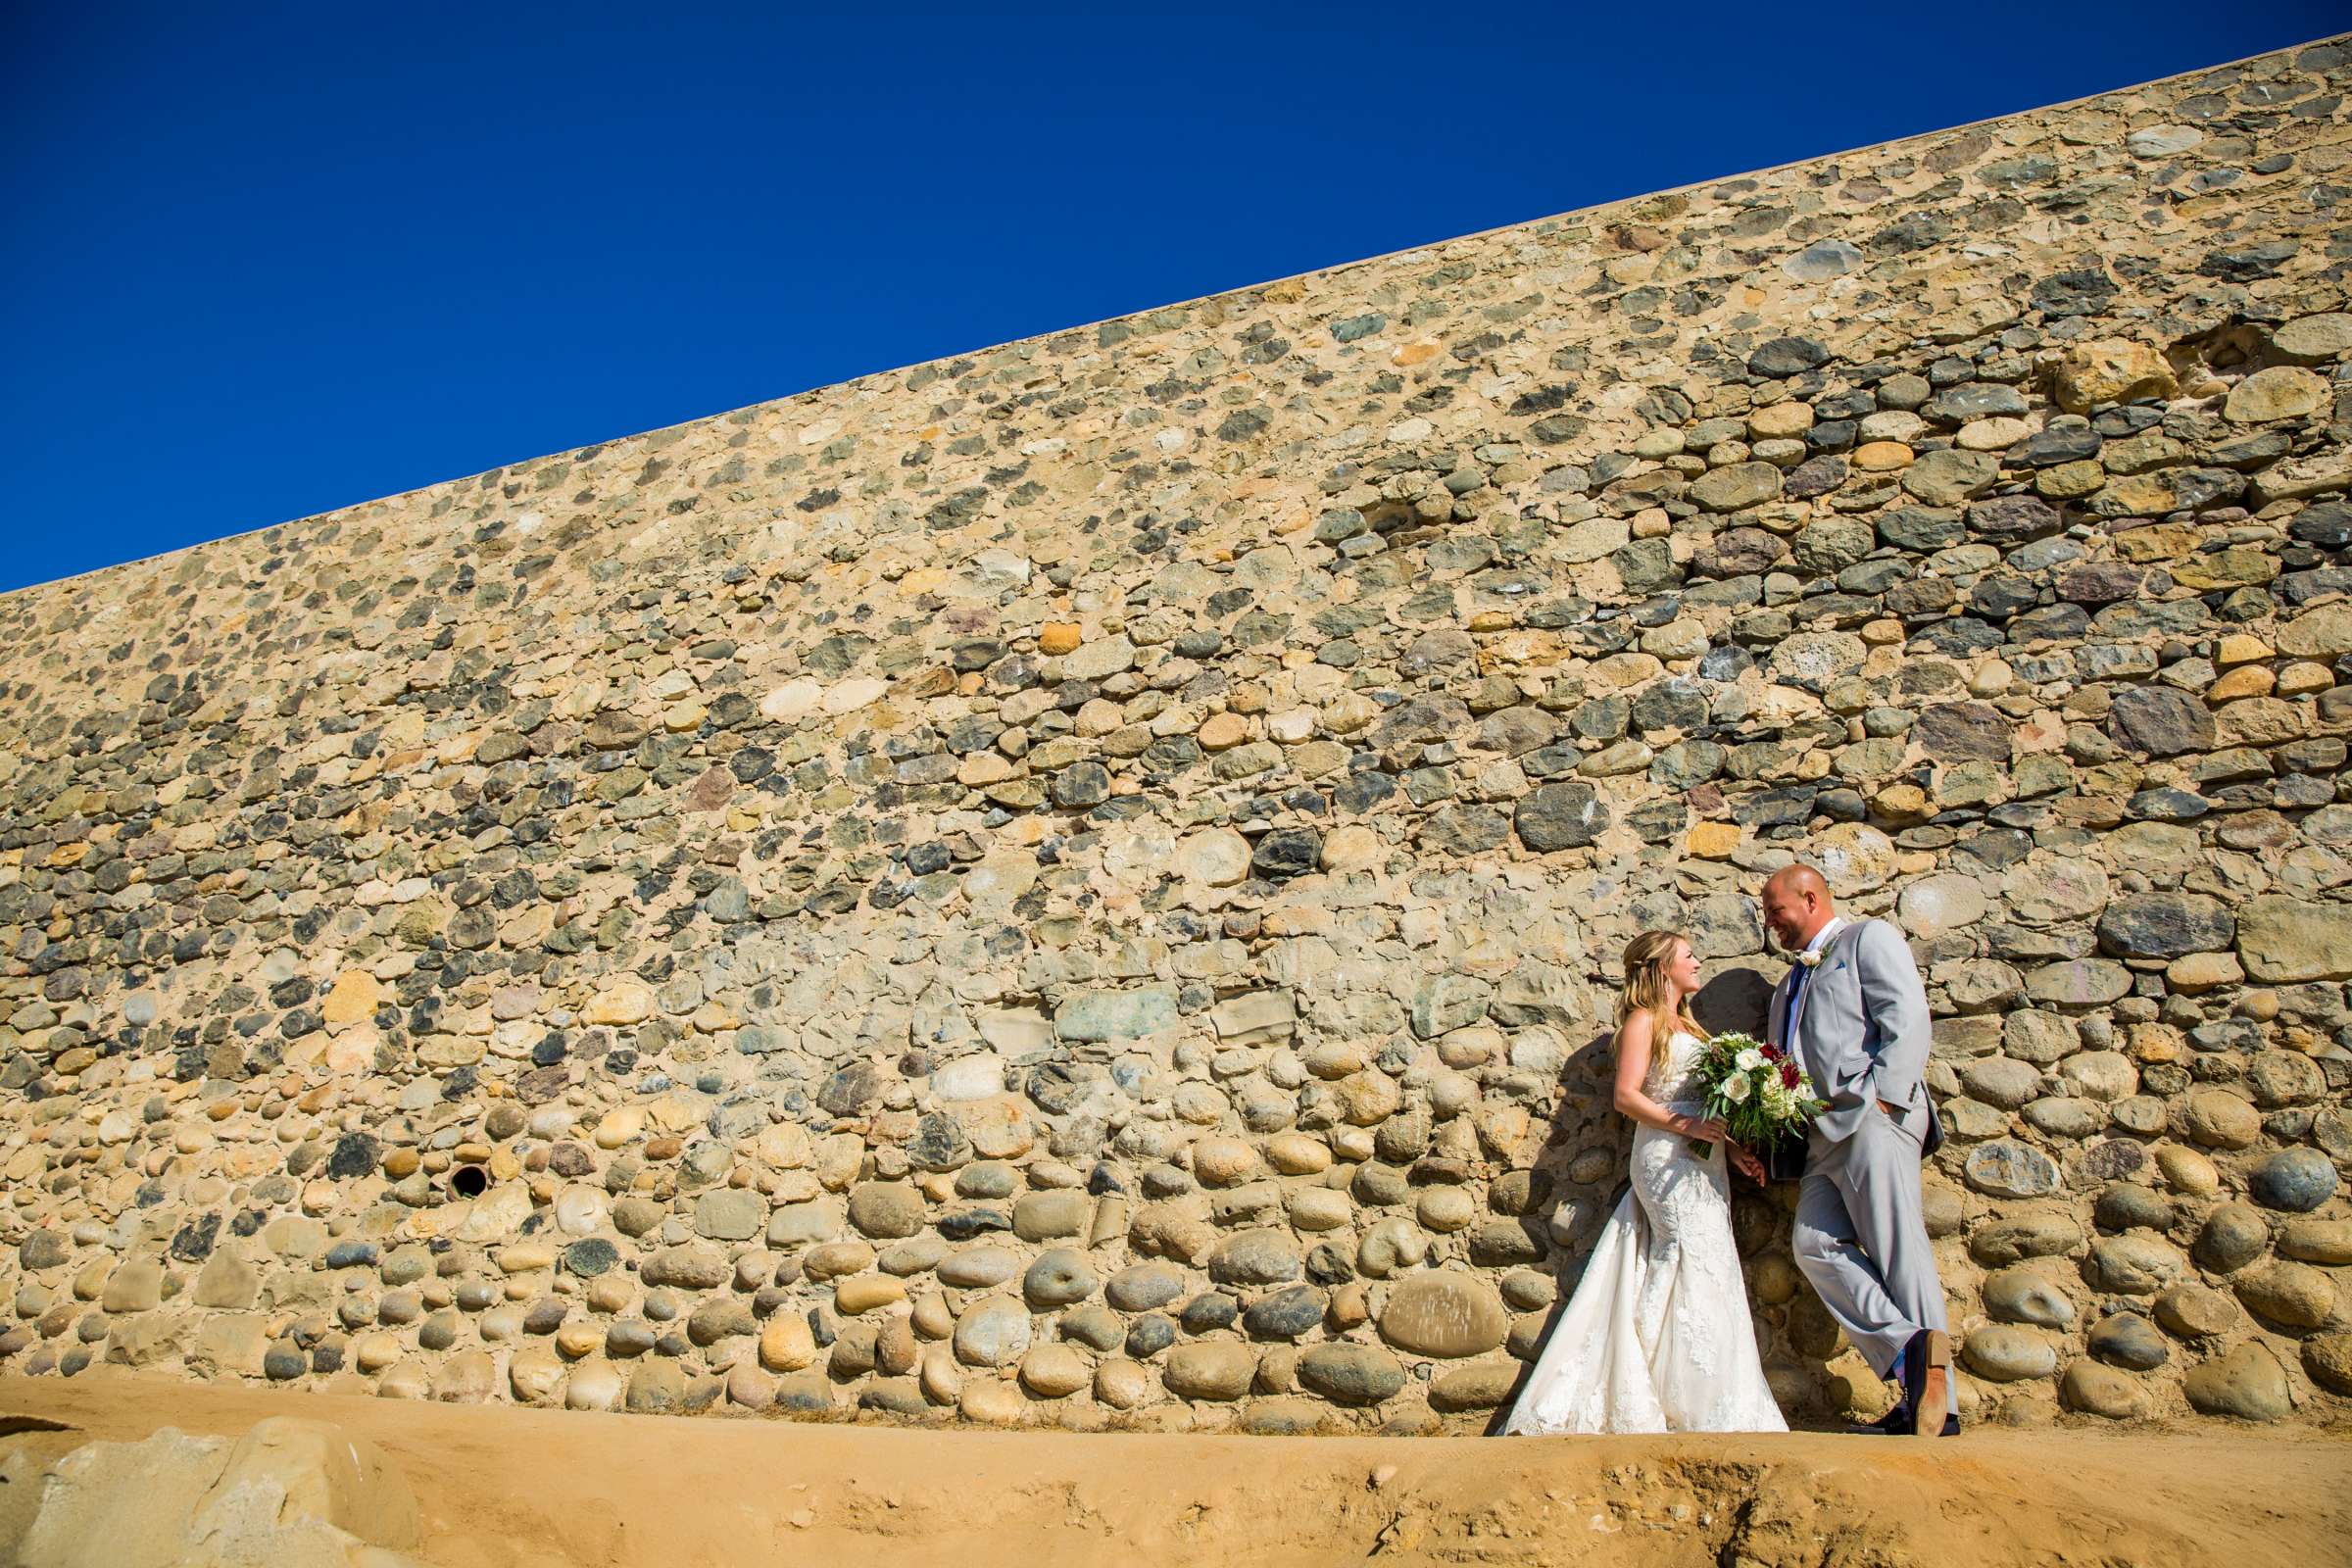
2205, 665, 2274, 704
2225, 366, 2328, 423
1197, 712, 1250, 750
320, 970, 381, 1028
1687, 821, 1740, 858
760, 1314, 817, 1372
2053, 339, 2177, 413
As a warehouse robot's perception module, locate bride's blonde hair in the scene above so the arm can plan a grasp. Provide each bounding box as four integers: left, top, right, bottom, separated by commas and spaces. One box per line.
1616, 929, 1709, 1048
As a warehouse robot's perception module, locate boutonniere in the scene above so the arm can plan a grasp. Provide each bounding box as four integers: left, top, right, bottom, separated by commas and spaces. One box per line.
1795, 948, 1826, 968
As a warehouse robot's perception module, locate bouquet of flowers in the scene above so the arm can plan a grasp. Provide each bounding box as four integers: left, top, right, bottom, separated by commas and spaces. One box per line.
1685, 1031, 1826, 1167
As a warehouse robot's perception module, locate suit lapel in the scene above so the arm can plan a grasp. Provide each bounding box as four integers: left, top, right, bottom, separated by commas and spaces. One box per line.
1790, 919, 1852, 1041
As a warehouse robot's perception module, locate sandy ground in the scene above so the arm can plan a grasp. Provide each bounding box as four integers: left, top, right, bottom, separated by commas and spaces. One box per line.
1, 1372, 2345, 1568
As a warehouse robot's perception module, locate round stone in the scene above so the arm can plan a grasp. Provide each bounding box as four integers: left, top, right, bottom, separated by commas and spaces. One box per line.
2096, 893, 2234, 959
1964, 1141, 2060, 1199
1897, 873, 1988, 939
2093, 1185, 2171, 1233
1808, 822, 1897, 896
1969, 1212, 2081, 1266
1022, 1248, 1098, 1307
1296, 1344, 1407, 1407
1105, 1262, 1186, 1312
2000, 1013, 2079, 1068
1416, 1187, 1477, 1234
1290, 1188, 1354, 1232
1162, 1341, 1256, 1401
1961, 1058, 2041, 1110
2247, 1052, 2326, 1108
939, 1246, 1023, 1289
952, 1296, 1033, 1368
2304, 1333, 2352, 1396
2279, 1219, 2352, 1266
1983, 1263, 2077, 1328
2087, 1312, 2168, 1370
2155, 1284, 2239, 1340
2183, 1343, 2292, 1421
2060, 1358, 2146, 1420
2084, 1234, 2185, 1297
2249, 1149, 2339, 1213
2000, 853, 2110, 924
2182, 1088, 2262, 1151
1376, 1272, 1507, 1358
1514, 782, 1608, 852
2234, 1262, 2339, 1331
832, 1275, 905, 1316
693, 1189, 764, 1242
1207, 1229, 1302, 1287
957, 1381, 1026, 1425
2058, 1052, 2136, 1102
1190, 1137, 1260, 1187
847, 1182, 926, 1239
1019, 1344, 1091, 1397
1242, 1285, 1327, 1341
1124, 1315, 1176, 1359
2155, 1146, 2220, 1196
760, 1315, 816, 1373
2197, 1202, 2273, 1274
1963, 1325, 2057, 1382
1095, 1357, 1152, 1409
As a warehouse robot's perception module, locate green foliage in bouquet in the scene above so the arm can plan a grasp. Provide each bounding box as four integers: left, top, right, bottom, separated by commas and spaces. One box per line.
1684, 1031, 1829, 1158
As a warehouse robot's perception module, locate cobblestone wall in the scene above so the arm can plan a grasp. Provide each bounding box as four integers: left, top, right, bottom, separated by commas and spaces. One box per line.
3, 38, 2349, 1434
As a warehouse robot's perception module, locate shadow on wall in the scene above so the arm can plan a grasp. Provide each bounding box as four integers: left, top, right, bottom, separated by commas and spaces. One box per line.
1482, 962, 1839, 1434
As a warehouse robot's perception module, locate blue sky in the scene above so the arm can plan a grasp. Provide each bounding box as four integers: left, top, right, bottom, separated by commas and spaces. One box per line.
1, 4, 2339, 593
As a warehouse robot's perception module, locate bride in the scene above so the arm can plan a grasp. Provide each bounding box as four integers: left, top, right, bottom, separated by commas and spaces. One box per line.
1500, 929, 1788, 1435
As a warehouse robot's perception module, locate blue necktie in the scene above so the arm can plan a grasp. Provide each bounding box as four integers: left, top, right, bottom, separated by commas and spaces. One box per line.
1784, 960, 1809, 1045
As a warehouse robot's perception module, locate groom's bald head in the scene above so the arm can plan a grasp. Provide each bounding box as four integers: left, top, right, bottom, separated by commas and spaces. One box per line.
1760, 864, 1835, 952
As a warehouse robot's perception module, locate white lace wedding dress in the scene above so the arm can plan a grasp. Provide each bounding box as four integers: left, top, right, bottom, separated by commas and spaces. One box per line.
1500, 1029, 1788, 1435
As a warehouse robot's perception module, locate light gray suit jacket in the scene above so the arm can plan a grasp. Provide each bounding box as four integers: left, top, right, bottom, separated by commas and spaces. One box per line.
1765, 917, 1942, 1152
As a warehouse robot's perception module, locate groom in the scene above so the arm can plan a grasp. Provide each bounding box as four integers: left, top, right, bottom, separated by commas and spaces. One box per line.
1759, 864, 1958, 1439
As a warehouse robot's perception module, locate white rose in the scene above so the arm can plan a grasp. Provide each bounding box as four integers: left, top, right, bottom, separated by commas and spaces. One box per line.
1721, 1073, 1751, 1103
1734, 1048, 1764, 1071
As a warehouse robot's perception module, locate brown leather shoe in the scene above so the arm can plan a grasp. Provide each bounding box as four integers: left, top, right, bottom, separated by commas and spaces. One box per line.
1909, 1330, 1951, 1437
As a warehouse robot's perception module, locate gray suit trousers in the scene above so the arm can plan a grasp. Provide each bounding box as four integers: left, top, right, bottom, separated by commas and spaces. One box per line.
1792, 1102, 1957, 1413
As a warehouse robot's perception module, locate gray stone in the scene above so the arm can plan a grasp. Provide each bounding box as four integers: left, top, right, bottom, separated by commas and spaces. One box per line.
952, 1296, 1032, 1367
2087, 1311, 2169, 1370
2109, 686, 2218, 758
1964, 1140, 2060, 1198
1021, 1248, 1098, 1307
1297, 1343, 1406, 1405
1055, 986, 1179, 1041
693, 1189, 765, 1242
2250, 1149, 2338, 1213
1964, 1324, 2058, 1381
1748, 336, 1830, 377
1514, 782, 1608, 852
2096, 893, 2233, 960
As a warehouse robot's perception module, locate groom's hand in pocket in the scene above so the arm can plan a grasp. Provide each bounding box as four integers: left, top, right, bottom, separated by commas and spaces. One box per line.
1729, 1144, 1765, 1183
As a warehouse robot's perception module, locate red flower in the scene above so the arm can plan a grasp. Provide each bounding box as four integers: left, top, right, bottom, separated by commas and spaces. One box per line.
1780, 1061, 1799, 1088
1761, 1043, 1784, 1061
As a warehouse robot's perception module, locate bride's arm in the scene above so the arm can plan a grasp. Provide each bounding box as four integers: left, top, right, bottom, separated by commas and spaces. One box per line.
1610, 1013, 1724, 1142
